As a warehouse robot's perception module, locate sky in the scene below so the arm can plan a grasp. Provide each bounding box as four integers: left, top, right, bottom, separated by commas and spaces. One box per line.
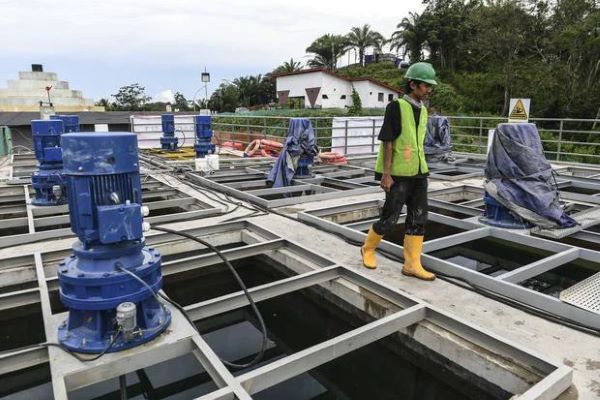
0, 0, 425, 103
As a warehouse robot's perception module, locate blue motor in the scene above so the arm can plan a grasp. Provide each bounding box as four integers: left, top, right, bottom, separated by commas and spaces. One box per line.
51, 114, 80, 133
159, 113, 178, 151
194, 115, 215, 158
57, 132, 170, 353
31, 119, 67, 206
295, 156, 314, 178
479, 192, 533, 229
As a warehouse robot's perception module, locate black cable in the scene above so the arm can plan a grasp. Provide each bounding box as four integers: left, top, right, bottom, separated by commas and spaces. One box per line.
184, 179, 267, 217
42, 328, 122, 362
176, 129, 186, 149
151, 225, 268, 369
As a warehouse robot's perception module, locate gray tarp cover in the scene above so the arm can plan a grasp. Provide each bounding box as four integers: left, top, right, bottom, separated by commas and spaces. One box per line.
484, 123, 577, 229
425, 116, 455, 162
425, 116, 452, 154
267, 118, 318, 188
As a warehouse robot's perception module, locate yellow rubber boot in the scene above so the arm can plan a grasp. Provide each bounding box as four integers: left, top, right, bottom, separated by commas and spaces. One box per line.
402, 235, 436, 281
361, 227, 383, 269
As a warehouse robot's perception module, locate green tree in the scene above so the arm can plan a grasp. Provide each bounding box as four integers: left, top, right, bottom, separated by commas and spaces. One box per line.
463, 1, 534, 114
95, 98, 112, 110
208, 82, 240, 113
111, 83, 151, 111
419, 0, 477, 71
346, 24, 385, 66
233, 75, 272, 107
429, 82, 464, 114
174, 91, 191, 111
389, 12, 428, 63
306, 34, 350, 70
348, 87, 362, 115
548, 0, 600, 115
274, 58, 303, 73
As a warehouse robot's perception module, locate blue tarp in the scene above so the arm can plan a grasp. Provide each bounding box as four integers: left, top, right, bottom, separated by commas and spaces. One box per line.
425, 116, 452, 154
425, 116, 455, 163
267, 118, 318, 188
484, 123, 577, 229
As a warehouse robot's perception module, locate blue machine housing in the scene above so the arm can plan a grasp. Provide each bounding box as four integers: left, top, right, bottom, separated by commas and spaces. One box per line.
479, 192, 533, 229
57, 132, 170, 353
194, 115, 215, 158
295, 156, 314, 178
159, 113, 179, 151
51, 114, 80, 133
31, 119, 67, 206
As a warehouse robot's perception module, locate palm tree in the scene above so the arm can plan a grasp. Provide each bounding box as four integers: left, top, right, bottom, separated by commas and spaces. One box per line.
346, 24, 385, 66
276, 58, 303, 73
306, 34, 350, 70
233, 74, 274, 107
390, 12, 427, 63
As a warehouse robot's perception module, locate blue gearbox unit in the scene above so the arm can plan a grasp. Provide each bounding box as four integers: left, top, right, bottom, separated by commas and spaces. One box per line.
479, 192, 533, 229
295, 155, 314, 178
159, 113, 178, 151
51, 114, 80, 133
31, 119, 67, 206
57, 132, 170, 353
194, 115, 215, 158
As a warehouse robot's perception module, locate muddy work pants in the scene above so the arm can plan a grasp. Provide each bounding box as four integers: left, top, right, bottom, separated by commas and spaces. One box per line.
373, 178, 428, 236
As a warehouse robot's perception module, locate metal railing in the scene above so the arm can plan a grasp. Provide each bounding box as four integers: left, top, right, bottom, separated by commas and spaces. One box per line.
211, 115, 600, 164
0, 126, 12, 157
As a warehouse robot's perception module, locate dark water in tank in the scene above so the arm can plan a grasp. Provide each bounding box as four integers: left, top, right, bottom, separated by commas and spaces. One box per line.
518, 258, 599, 297
430, 236, 553, 277
0, 257, 505, 400
427, 237, 599, 295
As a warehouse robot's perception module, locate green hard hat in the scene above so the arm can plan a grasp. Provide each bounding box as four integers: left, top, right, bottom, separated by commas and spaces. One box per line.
404, 62, 437, 85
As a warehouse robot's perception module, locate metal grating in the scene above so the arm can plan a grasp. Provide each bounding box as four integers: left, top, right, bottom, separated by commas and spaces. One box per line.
560, 272, 600, 313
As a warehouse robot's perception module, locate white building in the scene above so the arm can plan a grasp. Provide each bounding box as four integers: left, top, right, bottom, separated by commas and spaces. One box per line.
0, 64, 103, 112
275, 68, 401, 109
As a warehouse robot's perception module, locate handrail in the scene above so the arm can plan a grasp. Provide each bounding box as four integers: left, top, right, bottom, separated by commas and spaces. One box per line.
210, 115, 599, 164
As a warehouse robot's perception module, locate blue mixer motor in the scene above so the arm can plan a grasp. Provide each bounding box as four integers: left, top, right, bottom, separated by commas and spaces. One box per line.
194, 115, 215, 158
31, 119, 67, 206
479, 192, 533, 229
159, 113, 178, 151
294, 156, 314, 178
51, 114, 80, 133
57, 132, 170, 353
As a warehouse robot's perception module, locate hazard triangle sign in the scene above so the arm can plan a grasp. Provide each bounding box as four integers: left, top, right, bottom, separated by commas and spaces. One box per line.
508, 98, 530, 123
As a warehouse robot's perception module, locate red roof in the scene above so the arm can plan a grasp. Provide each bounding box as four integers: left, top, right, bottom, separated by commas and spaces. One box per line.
274, 68, 402, 94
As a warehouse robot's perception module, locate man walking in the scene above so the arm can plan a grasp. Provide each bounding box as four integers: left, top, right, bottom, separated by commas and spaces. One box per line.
361, 62, 437, 281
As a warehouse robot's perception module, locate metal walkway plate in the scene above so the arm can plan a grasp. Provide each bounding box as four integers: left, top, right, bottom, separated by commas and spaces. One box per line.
533, 207, 600, 239
560, 272, 600, 314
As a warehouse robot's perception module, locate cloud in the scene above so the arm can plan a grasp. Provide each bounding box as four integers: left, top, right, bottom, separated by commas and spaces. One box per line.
0, 0, 425, 98
153, 89, 175, 103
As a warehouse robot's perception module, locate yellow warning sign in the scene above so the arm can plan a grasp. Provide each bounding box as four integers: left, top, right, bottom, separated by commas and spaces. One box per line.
508, 98, 530, 123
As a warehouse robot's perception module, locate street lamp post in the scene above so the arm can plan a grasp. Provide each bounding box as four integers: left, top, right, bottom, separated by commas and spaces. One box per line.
201, 68, 210, 109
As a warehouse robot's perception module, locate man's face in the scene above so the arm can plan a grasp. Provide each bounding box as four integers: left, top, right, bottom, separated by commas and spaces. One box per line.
410, 81, 433, 101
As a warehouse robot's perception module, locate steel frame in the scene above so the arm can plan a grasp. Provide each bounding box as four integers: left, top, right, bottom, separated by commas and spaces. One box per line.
185, 164, 382, 208
428, 166, 485, 181
554, 165, 600, 179
0, 175, 222, 248
0, 220, 572, 400
554, 178, 600, 204
298, 200, 600, 330
7, 152, 37, 179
